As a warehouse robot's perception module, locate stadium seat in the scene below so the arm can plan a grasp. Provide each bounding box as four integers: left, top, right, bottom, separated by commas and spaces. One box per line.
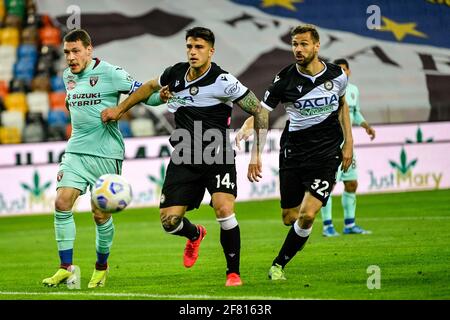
49, 91, 67, 111
6, 0, 26, 19
22, 122, 45, 143
1, 27, 20, 47
130, 118, 155, 137
0, 80, 8, 98
0, 126, 21, 144
47, 110, 68, 128
46, 126, 65, 141
0, 45, 17, 64
0, 63, 14, 84
9, 78, 28, 92
14, 58, 36, 83
27, 91, 49, 118
50, 75, 65, 92
39, 26, 61, 47
0, 1, 5, 22
4, 92, 27, 113
31, 75, 51, 92
18, 44, 38, 61
119, 120, 132, 138
1, 110, 25, 132
21, 26, 39, 45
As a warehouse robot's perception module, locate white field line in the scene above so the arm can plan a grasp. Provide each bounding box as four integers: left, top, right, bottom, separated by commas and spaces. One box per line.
0, 290, 313, 300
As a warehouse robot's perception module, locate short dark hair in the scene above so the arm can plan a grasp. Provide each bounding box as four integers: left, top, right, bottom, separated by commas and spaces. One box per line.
63, 29, 92, 47
290, 24, 320, 43
185, 27, 215, 46
333, 58, 349, 69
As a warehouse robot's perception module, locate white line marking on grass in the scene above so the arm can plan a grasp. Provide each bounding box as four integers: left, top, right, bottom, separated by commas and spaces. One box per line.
0, 291, 312, 300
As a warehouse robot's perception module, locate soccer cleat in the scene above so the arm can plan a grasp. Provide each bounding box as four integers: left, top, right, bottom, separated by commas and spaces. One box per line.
268, 263, 286, 281
88, 268, 109, 288
225, 273, 243, 287
343, 225, 372, 235
183, 225, 207, 268
322, 225, 340, 237
42, 265, 79, 287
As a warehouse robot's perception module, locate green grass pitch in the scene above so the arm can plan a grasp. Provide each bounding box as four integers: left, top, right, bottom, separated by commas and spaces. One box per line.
0, 189, 449, 300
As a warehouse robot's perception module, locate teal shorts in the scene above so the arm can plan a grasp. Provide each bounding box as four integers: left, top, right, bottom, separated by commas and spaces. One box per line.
56, 152, 123, 195
336, 153, 358, 182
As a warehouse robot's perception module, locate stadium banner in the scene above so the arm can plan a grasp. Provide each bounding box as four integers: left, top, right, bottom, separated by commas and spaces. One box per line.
1, 121, 449, 167
0, 140, 449, 216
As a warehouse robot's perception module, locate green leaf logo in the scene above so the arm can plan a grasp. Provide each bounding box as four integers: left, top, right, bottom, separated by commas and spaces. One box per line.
20, 171, 52, 197
148, 163, 166, 187
389, 148, 418, 175
406, 127, 433, 144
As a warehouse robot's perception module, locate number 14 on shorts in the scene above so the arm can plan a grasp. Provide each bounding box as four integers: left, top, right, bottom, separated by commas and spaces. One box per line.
216, 174, 235, 189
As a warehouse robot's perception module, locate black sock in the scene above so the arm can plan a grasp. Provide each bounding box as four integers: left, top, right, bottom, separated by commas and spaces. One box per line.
220, 225, 241, 275
273, 226, 309, 268
173, 217, 199, 240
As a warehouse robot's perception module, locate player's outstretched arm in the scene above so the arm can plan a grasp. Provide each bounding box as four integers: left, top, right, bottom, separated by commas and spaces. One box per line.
338, 95, 353, 172
235, 116, 254, 150
236, 91, 269, 182
101, 78, 161, 122
146, 85, 172, 106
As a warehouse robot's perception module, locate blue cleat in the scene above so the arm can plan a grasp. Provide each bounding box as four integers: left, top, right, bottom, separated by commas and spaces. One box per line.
322, 225, 340, 237
343, 225, 372, 235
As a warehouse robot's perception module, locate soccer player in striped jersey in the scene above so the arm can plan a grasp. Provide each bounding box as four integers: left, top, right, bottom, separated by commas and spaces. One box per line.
101, 27, 269, 286
320, 58, 375, 237
237, 25, 353, 280
42, 29, 164, 289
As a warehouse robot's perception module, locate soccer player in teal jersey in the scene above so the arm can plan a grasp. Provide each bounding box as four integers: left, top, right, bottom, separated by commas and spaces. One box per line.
42, 29, 165, 288
320, 58, 376, 237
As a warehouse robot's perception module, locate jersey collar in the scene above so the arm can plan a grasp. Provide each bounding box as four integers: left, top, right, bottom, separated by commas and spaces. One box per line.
295, 60, 327, 83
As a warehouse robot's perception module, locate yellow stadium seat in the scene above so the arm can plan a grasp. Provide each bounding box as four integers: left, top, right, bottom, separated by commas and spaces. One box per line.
4, 92, 28, 113
0, 126, 21, 144
1, 27, 20, 47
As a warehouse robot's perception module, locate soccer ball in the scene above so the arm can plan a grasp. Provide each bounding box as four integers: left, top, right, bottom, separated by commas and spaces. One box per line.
91, 174, 132, 213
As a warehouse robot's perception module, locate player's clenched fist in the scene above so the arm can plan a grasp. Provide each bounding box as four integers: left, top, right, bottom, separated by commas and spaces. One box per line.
101, 107, 121, 123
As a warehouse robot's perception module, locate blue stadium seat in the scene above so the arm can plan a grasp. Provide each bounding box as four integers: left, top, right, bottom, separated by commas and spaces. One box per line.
17, 44, 38, 62
119, 120, 132, 138
50, 75, 65, 92
13, 58, 35, 83
47, 110, 68, 128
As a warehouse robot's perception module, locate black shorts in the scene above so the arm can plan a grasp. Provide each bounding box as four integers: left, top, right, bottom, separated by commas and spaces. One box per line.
279, 149, 341, 208
160, 160, 237, 211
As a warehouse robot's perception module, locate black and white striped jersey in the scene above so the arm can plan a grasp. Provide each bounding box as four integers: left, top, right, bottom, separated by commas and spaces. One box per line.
158, 62, 249, 154
262, 61, 348, 162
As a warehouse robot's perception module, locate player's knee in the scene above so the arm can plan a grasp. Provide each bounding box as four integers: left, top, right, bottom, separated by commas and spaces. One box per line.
282, 209, 298, 226
299, 211, 315, 227
54, 196, 72, 212
93, 209, 110, 225
160, 211, 183, 233
214, 204, 233, 219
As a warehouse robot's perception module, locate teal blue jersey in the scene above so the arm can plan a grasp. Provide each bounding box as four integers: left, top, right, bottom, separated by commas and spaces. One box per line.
63, 58, 140, 160
345, 82, 365, 126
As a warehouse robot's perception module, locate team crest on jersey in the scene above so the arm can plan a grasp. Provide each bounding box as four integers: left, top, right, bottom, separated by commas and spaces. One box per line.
273, 75, 280, 83
297, 85, 303, 93
324, 80, 334, 91
189, 86, 199, 96
57, 170, 63, 182
67, 80, 76, 90
90, 76, 99, 87
175, 80, 180, 87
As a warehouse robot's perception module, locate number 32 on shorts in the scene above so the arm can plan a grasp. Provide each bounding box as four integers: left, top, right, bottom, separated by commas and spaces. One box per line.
310, 179, 330, 197
216, 173, 235, 189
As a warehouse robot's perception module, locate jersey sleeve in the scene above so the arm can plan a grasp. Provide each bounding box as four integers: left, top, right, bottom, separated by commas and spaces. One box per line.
261, 74, 282, 111
158, 66, 172, 87
337, 69, 348, 97
215, 73, 248, 102
110, 66, 142, 94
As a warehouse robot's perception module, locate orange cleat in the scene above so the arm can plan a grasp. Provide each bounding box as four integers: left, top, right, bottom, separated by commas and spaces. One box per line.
183, 225, 207, 268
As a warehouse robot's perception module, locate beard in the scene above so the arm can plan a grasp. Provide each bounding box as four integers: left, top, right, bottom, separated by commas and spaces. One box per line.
296, 53, 315, 67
